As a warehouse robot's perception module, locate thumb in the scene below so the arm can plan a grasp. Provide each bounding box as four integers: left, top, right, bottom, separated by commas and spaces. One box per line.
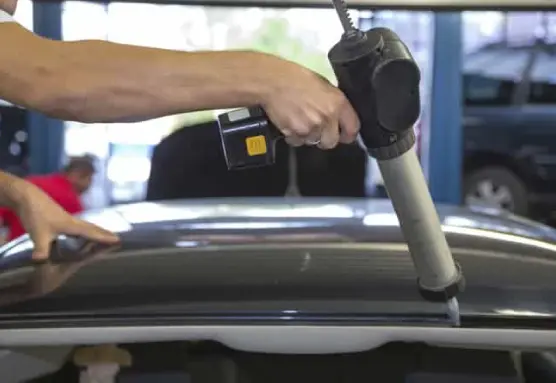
70, 219, 120, 244
31, 234, 53, 262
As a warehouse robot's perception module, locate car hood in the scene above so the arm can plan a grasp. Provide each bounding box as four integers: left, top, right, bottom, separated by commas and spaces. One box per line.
1, 197, 556, 328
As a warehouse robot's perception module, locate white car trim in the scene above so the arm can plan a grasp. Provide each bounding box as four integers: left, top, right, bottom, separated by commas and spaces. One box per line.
0, 326, 555, 353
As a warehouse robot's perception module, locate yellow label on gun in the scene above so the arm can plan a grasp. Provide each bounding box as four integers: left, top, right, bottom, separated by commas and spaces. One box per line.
245, 135, 267, 156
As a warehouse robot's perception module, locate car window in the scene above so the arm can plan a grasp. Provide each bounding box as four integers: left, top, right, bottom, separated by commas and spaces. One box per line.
526, 51, 556, 105
463, 74, 517, 106
462, 47, 530, 107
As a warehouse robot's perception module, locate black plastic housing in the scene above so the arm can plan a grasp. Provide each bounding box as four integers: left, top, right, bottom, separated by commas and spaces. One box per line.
218, 106, 282, 170
328, 28, 421, 160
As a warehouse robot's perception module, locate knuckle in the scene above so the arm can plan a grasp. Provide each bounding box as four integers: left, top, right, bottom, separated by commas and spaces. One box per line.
319, 138, 339, 149
332, 89, 347, 105
296, 124, 313, 137
309, 111, 326, 126
281, 129, 293, 138
319, 140, 338, 150
319, 127, 340, 150
323, 99, 338, 116
323, 95, 345, 119
285, 136, 304, 147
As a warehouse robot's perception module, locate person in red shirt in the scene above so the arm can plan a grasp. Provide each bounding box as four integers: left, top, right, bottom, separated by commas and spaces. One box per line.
0, 156, 96, 242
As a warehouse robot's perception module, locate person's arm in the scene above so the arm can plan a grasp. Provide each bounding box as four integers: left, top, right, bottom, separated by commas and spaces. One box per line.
0, 170, 25, 210
0, 22, 286, 123
0, 0, 360, 149
0, 0, 15, 15
0, 170, 119, 259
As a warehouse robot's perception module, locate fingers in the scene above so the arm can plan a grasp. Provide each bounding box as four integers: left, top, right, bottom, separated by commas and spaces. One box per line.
30, 219, 119, 262
282, 117, 321, 147
30, 232, 53, 262
286, 121, 338, 149
338, 97, 360, 144
318, 119, 340, 150
284, 134, 304, 147
264, 71, 359, 149
67, 218, 121, 244
297, 92, 358, 149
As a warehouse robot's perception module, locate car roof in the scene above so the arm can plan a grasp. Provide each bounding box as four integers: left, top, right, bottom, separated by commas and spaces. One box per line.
80, 197, 556, 243
1, 197, 556, 327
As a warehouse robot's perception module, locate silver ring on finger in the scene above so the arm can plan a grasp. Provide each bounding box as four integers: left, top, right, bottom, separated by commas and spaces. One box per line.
306, 138, 321, 146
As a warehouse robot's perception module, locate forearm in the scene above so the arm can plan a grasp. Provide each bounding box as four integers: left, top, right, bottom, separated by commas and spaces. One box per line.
0, 171, 25, 210
41, 41, 279, 123
0, 23, 283, 123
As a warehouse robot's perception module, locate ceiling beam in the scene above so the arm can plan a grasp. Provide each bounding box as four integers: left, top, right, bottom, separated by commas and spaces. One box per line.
51, 0, 556, 10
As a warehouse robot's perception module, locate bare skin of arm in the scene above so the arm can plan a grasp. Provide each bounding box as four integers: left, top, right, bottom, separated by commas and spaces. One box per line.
0, 170, 24, 210
0, 0, 14, 13
1, 22, 285, 123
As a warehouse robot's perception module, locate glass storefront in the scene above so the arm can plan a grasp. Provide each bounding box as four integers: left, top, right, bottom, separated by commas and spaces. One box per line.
461, 12, 556, 105
463, 11, 556, 53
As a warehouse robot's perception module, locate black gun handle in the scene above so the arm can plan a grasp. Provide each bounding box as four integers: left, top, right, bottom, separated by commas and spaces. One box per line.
218, 106, 283, 171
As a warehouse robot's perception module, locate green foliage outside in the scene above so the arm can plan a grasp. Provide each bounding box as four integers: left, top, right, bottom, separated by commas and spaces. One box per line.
245, 16, 335, 82
174, 15, 334, 132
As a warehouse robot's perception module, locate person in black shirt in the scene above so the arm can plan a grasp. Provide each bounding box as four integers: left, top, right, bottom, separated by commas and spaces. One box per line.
146, 121, 367, 201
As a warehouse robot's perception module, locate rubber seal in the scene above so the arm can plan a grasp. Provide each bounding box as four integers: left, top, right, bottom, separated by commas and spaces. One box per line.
417, 262, 465, 302
369, 129, 415, 161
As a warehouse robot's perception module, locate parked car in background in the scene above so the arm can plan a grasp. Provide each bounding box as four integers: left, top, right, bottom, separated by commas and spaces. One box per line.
462, 40, 556, 219
1, 198, 556, 382
371, 40, 556, 220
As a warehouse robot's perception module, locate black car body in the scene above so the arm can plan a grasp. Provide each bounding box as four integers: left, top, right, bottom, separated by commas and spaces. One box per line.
462, 41, 556, 218
2, 198, 556, 382
1, 197, 556, 331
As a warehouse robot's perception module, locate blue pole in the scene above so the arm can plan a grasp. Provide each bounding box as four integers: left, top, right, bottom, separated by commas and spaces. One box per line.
28, 2, 65, 175
427, 13, 463, 205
